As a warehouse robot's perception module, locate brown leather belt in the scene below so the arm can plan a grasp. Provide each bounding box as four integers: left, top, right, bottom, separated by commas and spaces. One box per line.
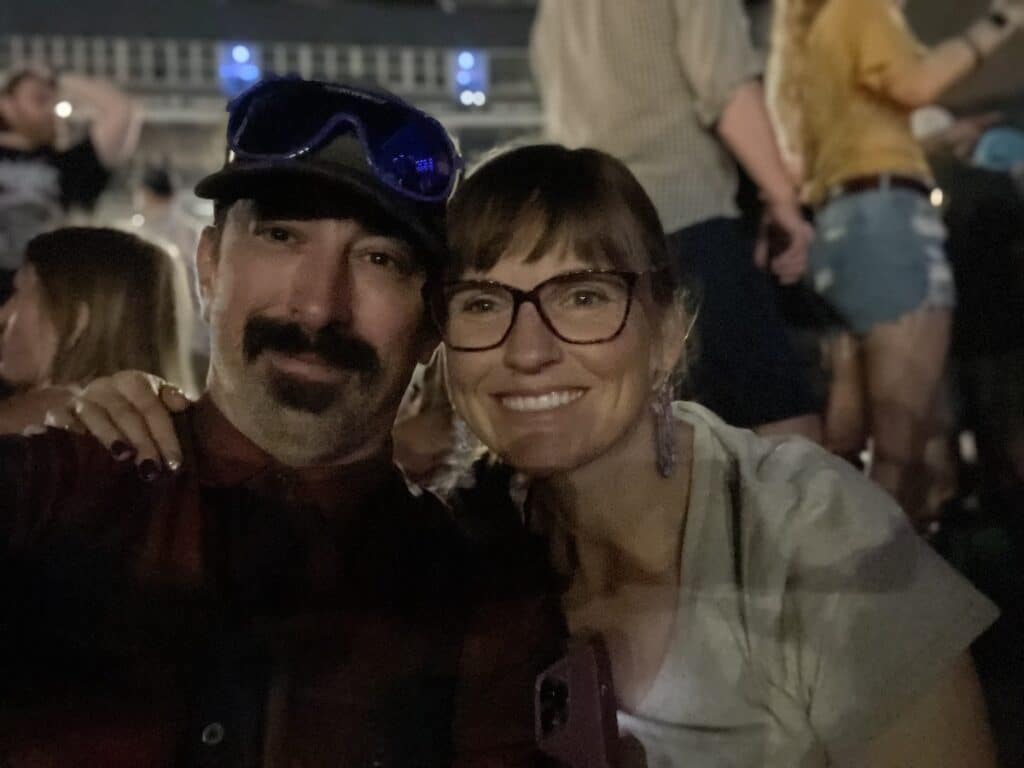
826, 174, 933, 203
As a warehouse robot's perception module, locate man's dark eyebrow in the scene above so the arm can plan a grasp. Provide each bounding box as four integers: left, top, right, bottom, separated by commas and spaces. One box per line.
246, 200, 403, 239
241, 201, 426, 272
247, 210, 411, 247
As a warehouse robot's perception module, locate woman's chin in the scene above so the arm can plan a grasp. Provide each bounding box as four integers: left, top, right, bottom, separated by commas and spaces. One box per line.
499, 444, 589, 478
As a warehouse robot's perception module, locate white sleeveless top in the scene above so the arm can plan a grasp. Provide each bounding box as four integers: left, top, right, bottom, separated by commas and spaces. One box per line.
616, 402, 998, 766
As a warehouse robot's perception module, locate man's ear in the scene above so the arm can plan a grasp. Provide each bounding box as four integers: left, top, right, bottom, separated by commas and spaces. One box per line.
196, 226, 220, 324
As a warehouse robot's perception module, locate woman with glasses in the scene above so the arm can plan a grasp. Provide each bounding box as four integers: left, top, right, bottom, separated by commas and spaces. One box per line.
56, 145, 998, 766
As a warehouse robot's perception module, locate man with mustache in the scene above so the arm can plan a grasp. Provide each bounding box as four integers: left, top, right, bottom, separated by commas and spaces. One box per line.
0, 79, 560, 766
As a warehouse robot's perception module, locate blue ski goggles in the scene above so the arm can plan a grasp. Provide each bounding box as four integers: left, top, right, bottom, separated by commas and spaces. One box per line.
225, 77, 463, 203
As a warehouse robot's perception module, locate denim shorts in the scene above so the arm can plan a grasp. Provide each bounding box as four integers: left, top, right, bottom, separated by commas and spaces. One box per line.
810, 187, 955, 335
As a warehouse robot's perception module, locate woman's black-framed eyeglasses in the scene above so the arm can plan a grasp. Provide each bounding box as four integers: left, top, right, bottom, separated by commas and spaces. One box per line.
431, 269, 647, 352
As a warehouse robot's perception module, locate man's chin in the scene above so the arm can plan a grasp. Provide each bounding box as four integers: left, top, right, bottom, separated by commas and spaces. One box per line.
267, 370, 341, 414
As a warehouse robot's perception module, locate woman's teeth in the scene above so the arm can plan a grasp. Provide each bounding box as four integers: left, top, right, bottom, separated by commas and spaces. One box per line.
500, 390, 584, 413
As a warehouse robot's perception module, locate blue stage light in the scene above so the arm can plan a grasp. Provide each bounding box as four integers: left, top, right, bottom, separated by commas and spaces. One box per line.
218, 43, 262, 97
452, 49, 488, 108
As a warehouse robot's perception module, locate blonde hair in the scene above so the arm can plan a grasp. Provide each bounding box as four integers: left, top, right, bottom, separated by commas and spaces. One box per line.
25, 227, 195, 392
766, 0, 831, 179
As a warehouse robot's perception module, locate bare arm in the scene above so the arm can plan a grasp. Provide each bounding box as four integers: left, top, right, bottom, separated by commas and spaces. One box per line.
886, 4, 1024, 109
717, 81, 797, 208
59, 74, 142, 168
716, 81, 813, 283
862, 652, 997, 767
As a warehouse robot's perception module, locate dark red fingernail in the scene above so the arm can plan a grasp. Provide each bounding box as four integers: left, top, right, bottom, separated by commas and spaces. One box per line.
110, 441, 135, 461
138, 459, 161, 483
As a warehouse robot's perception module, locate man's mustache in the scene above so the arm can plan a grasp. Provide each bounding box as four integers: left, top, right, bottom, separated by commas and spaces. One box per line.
243, 317, 381, 375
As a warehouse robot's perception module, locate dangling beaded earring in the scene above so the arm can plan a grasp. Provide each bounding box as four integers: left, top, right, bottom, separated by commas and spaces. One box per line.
651, 378, 677, 479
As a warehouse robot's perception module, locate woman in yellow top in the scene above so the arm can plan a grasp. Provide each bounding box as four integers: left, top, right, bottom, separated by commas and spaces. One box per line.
768, 0, 1023, 524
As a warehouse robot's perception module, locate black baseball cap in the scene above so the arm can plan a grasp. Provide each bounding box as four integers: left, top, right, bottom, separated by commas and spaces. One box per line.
195, 79, 460, 272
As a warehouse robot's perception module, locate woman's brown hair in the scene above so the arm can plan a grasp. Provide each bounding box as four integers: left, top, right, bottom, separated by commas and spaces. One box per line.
24, 227, 194, 390
445, 144, 683, 307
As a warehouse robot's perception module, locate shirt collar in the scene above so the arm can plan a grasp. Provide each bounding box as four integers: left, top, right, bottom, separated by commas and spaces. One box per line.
189, 395, 399, 516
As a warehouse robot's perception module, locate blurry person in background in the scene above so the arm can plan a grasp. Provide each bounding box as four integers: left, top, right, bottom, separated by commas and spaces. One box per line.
0, 68, 141, 302
0, 227, 193, 432
768, 0, 1024, 526
531, 0, 821, 442
972, 122, 1024, 189
910, 106, 1013, 516
912, 105, 1006, 161
933, 119, 1024, 513
128, 164, 209, 378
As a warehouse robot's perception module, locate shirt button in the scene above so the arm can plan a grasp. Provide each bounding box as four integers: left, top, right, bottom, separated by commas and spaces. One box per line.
201, 722, 225, 746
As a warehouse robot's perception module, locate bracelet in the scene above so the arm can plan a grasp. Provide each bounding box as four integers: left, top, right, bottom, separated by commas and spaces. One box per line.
961, 32, 985, 65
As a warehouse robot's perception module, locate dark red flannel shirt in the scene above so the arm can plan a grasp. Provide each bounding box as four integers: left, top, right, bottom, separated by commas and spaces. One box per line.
0, 397, 563, 767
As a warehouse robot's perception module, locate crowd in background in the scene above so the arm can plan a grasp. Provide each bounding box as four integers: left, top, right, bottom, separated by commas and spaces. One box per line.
2, 0, 1024, 765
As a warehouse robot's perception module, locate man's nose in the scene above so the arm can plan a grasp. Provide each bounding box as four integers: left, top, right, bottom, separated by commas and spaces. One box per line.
287, 250, 354, 329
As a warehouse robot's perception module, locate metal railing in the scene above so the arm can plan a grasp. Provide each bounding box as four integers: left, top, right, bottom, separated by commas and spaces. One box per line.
0, 34, 536, 103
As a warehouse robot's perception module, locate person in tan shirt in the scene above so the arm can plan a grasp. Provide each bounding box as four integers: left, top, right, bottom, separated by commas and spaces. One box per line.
768, 0, 1023, 525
